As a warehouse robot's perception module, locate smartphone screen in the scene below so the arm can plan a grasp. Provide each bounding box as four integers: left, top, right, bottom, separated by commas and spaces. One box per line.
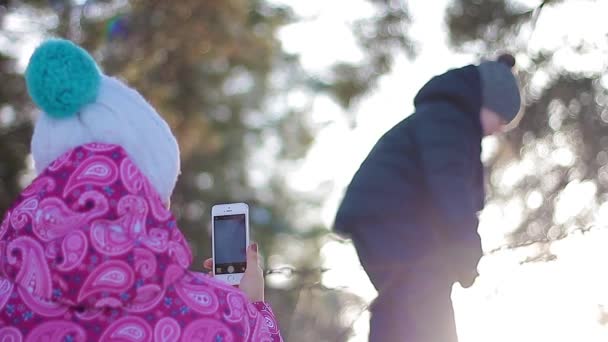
213, 214, 247, 275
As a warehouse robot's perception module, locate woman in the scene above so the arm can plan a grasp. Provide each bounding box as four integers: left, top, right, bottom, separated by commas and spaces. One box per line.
0, 39, 283, 341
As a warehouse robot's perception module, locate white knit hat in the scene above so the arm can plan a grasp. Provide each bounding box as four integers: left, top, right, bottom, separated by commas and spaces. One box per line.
26, 39, 180, 204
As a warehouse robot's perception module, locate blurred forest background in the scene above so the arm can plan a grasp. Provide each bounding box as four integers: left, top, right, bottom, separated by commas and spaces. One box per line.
1, 0, 608, 340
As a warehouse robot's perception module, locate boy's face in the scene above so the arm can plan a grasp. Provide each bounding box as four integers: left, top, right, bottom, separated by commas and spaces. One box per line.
480, 107, 508, 136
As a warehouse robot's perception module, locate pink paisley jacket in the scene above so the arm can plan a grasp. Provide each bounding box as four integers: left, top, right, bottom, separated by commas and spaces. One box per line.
0, 143, 283, 341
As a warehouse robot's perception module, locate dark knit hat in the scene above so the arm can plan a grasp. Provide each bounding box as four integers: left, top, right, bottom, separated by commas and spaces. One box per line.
477, 54, 521, 123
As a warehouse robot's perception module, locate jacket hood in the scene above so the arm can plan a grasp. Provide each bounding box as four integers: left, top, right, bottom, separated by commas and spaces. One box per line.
413, 65, 482, 119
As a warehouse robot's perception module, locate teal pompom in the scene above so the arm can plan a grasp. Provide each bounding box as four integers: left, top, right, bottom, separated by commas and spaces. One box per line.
25, 39, 101, 119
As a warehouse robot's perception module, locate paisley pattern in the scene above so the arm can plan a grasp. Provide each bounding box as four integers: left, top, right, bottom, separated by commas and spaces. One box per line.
124, 284, 165, 313
25, 321, 87, 342
77, 260, 135, 302
0, 278, 13, 311
20, 176, 55, 197
154, 317, 181, 342
63, 155, 118, 197
0, 144, 282, 341
0, 326, 22, 342
9, 198, 37, 230
6, 236, 52, 299
0, 212, 9, 240
99, 316, 152, 342
33, 191, 108, 241
47, 149, 73, 172
120, 158, 171, 222
182, 318, 234, 342
56, 230, 88, 272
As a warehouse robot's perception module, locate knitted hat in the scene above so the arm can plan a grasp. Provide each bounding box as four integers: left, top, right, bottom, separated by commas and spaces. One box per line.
477, 54, 521, 123
25, 39, 180, 204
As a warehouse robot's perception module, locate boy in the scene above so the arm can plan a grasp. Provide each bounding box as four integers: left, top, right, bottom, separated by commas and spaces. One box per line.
334, 54, 521, 341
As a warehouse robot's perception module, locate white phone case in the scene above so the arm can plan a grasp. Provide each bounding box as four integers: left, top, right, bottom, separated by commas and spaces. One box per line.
211, 202, 250, 285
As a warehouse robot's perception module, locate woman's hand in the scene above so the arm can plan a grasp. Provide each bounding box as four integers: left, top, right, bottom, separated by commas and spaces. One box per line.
203, 243, 265, 302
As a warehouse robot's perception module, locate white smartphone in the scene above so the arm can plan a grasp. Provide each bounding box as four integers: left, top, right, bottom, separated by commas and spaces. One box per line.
211, 202, 250, 285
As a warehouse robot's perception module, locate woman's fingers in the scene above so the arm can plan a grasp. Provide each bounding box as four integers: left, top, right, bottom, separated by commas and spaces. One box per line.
203, 258, 213, 270
239, 243, 264, 302
246, 242, 259, 267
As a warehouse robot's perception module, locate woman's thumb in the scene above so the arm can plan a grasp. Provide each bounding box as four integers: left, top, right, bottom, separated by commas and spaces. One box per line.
246, 243, 258, 266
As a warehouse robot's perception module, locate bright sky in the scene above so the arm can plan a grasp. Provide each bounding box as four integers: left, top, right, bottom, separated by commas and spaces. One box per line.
274, 0, 608, 341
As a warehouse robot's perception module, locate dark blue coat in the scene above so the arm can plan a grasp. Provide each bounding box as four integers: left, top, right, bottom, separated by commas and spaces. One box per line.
334, 65, 485, 261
